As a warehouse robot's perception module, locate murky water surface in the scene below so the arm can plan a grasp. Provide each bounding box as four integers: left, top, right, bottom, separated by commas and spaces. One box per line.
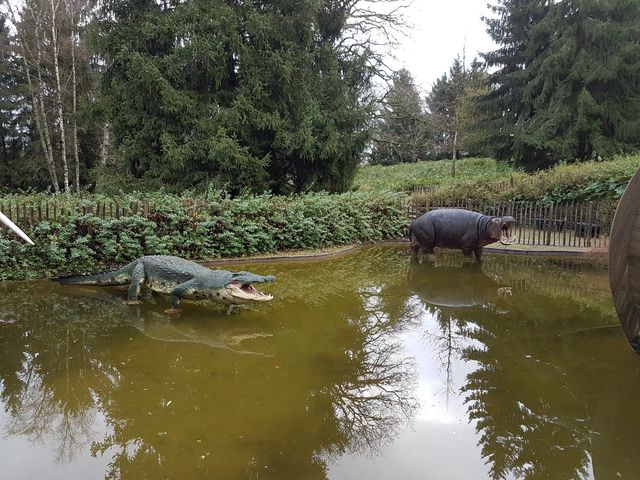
0, 247, 637, 479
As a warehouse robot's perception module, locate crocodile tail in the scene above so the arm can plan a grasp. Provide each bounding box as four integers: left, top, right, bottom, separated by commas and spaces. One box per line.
53, 266, 132, 286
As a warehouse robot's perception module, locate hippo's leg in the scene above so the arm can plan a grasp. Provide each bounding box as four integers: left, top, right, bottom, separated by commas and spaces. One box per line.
417, 244, 435, 264
461, 247, 475, 263
425, 248, 436, 263
474, 247, 484, 261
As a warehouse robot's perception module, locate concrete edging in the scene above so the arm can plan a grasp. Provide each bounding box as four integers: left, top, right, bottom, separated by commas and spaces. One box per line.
199, 240, 601, 266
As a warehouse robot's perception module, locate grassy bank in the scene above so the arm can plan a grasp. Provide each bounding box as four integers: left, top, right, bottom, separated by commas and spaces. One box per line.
356, 155, 640, 204
0, 191, 406, 280
354, 157, 513, 193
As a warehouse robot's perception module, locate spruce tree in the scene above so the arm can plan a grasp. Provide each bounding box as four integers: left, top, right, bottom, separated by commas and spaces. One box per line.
426, 57, 464, 160
370, 68, 430, 165
94, 0, 264, 191
516, 0, 640, 166
457, 60, 491, 157
231, 0, 373, 193
481, 0, 552, 165
426, 57, 488, 162
0, 15, 29, 188
483, 0, 640, 168
94, 0, 377, 193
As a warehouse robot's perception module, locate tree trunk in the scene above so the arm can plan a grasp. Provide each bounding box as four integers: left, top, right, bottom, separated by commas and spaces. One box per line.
29, 18, 61, 193
71, 22, 80, 193
6, 1, 60, 193
100, 122, 111, 166
451, 130, 458, 177
1, 136, 9, 187
49, 0, 70, 193
29, 61, 60, 193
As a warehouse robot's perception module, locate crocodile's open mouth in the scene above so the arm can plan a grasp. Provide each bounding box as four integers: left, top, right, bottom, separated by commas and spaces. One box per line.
228, 280, 273, 302
500, 220, 516, 245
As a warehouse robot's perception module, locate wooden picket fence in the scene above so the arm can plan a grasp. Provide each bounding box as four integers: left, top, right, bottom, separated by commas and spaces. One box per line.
0, 199, 153, 232
407, 198, 615, 248
0, 196, 616, 249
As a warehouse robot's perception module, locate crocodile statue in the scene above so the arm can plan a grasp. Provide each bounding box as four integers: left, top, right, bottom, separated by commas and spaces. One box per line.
54, 255, 275, 314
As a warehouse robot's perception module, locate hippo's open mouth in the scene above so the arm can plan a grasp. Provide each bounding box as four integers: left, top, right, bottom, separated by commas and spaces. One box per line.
228, 280, 273, 302
500, 220, 516, 245
500, 219, 516, 245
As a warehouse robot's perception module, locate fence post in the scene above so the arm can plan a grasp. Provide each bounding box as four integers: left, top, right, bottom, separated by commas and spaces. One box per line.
577, 202, 585, 247
586, 202, 594, 248
545, 203, 553, 246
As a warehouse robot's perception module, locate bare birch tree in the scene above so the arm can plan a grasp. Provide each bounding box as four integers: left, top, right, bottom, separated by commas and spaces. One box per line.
3, 0, 95, 193
48, 0, 70, 192
69, 0, 79, 192
3, 0, 60, 193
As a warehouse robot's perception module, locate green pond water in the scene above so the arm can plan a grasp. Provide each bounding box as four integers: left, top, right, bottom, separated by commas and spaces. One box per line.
0, 246, 638, 480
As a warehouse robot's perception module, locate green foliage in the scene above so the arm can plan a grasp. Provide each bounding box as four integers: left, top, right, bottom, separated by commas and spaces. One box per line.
355, 157, 515, 193
426, 57, 490, 159
482, 0, 640, 168
409, 155, 640, 204
94, 0, 374, 194
481, 0, 553, 163
369, 69, 431, 165
0, 16, 31, 189
0, 191, 406, 280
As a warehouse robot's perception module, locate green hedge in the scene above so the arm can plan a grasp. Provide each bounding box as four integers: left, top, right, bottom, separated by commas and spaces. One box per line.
355, 155, 640, 203
410, 155, 640, 204
0, 192, 407, 280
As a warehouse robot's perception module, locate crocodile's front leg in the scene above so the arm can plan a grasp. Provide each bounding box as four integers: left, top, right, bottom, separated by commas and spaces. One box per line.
123, 262, 146, 306
166, 279, 200, 315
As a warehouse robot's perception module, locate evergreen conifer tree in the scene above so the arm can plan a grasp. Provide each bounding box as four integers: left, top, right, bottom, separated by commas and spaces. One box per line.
426, 57, 488, 161
482, 0, 640, 168
516, 0, 640, 166
95, 0, 378, 193
0, 15, 29, 188
426, 57, 464, 159
481, 0, 552, 165
370, 68, 430, 165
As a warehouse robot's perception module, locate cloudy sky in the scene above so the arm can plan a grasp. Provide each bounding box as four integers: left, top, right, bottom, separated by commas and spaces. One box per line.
385, 0, 498, 94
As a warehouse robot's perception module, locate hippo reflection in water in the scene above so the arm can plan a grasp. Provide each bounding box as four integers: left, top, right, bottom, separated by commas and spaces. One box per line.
410, 208, 515, 262
408, 262, 512, 311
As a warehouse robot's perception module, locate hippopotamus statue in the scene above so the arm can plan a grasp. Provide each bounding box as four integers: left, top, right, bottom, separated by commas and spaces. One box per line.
409, 208, 515, 262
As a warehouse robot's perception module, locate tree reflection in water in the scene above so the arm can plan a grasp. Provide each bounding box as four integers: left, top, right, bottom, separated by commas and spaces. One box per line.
0, 247, 418, 479
0, 248, 632, 480
408, 253, 638, 480
0, 285, 121, 462
407, 260, 510, 404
